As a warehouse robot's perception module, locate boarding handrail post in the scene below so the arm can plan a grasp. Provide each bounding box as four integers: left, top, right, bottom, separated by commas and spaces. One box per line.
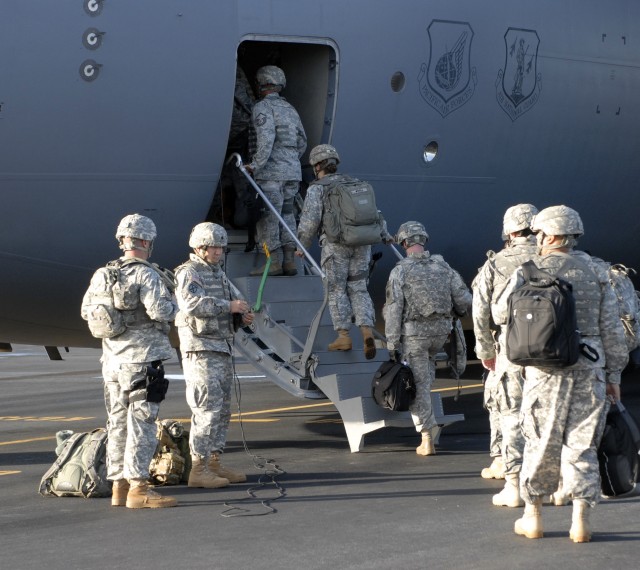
230, 153, 325, 279
389, 242, 404, 261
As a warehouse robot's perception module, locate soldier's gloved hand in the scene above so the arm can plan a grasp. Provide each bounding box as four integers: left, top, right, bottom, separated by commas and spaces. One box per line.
389, 349, 401, 363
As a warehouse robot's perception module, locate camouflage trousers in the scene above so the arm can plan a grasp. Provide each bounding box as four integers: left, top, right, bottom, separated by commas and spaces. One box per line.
492, 365, 524, 476
519, 367, 606, 507
182, 351, 233, 458
404, 333, 449, 432
483, 370, 503, 458
255, 179, 299, 253
102, 359, 160, 481
321, 241, 374, 331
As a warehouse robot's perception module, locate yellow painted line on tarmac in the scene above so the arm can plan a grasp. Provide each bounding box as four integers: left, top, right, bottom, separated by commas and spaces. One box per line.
0, 470, 21, 476
0, 416, 95, 422
169, 402, 335, 425
0, 436, 55, 446
434, 383, 484, 393
233, 402, 335, 417
231, 418, 279, 423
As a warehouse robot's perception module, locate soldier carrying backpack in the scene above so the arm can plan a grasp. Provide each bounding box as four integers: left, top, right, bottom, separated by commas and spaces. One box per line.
81, 214, 178, 509
296, 144, 393, 358
494, 205, 628, 543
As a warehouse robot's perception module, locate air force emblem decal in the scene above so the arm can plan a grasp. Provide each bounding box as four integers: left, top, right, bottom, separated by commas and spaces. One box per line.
496, 28, 542, 121
418, 20, 477, 117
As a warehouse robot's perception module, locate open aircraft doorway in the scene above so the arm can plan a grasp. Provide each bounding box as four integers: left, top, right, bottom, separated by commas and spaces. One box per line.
208, 37, 339, 228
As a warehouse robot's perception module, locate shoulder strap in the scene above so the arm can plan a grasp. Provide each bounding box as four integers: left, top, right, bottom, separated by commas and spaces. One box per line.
116, 257, 176, 291
520, 260, 553, 285
81, 429, 108, 497
616, 402, 640, 449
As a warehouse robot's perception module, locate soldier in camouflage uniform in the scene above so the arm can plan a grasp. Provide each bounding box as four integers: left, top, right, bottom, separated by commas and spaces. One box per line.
494, 206, 627, 542
81, 214, 178, 509
296, 144, 392, 358
472, 204, 538, 506
246, 65, 307, 277
175, 223, 254, 488
383, 222, 472, 455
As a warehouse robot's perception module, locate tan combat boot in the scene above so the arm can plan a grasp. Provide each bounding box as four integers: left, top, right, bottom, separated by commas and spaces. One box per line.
492, 473, 524, 507
188, 456, 230, 489
360, 326, 376, 360
208, 452, 247, 483
416, 429, 436, 456
328, 329, 352, 351
481, 456, 506, 479
282, 245, 298, 276
514, 498, 543, 539
126, 480, 177, 509
111, 479, 130, 507
569, 499, 592, 543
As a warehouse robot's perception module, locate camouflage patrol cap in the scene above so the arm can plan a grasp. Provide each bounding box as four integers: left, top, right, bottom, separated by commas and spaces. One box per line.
502, 203, 538, 236
530, 205, 584, 237
115, 214, 157, 241
396, 221, 429, 246
189, 222, 228, 249
256, 65, 286, 89
309, 144, 340, 167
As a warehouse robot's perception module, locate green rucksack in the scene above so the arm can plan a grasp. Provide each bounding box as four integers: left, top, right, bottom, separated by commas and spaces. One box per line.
319, 175, 383, 246
39, 428, 112, 498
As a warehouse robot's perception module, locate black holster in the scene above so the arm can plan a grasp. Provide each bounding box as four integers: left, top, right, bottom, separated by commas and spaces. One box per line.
146, 361, 169, 403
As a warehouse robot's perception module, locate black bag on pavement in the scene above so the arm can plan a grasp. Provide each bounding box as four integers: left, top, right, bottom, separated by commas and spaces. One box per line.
598, 402, 640, 497
372, 360, 416, 412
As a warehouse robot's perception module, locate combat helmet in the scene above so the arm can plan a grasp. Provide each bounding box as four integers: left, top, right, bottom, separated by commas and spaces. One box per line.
189, 222, 228, 249
396, 221, 429, 247
116, 214, 157, 241
116, 214, 157, 253
530, 205, 584, 237
502, 204, 538, 237
256, 65, 286, 89
309, 144, 340, 167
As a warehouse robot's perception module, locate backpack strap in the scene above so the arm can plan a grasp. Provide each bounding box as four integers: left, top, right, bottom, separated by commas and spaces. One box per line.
81, 429, 108, 497
112, 257, 176, 292
616, 402, 640, 450
520, 260, 557, 287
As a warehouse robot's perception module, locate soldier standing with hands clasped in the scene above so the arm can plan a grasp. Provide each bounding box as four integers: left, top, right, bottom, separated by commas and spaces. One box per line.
174, 222, 254, 489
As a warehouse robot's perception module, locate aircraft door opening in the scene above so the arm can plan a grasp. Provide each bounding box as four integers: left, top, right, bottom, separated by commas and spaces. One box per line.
207, 37, 338, 232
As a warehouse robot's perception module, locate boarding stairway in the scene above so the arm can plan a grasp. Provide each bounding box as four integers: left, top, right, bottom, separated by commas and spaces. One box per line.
224, 233, 464, 452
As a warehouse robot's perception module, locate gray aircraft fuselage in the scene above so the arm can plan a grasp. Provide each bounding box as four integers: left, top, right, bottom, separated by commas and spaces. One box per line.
1, 0, 639, 348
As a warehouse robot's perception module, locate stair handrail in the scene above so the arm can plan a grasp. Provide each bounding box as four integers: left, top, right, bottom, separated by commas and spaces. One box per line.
231, 153, 325, 278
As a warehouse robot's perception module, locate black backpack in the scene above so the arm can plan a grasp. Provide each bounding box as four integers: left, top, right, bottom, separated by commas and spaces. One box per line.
371, 361, 416, 412
506, 261, 583, 367
598, 402, 640, 497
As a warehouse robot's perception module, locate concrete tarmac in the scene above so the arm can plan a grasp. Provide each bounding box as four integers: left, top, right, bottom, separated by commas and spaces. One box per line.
1, 345, 639, 570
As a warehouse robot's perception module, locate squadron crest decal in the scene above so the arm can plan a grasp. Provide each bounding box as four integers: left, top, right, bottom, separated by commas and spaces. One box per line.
496, 28, 542, 121
418, 20, 477, 117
